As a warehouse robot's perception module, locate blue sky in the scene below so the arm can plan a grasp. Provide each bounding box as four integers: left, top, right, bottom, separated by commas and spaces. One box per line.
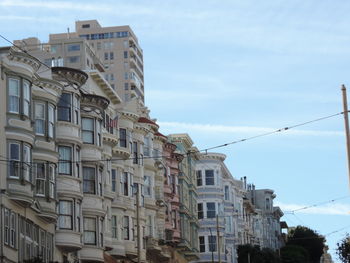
1, 0, 350, 261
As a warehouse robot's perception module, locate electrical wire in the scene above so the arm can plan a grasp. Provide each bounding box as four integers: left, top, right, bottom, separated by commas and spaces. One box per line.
283, 195, 350, 214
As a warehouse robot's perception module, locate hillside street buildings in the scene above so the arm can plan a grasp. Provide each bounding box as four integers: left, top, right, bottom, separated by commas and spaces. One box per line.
0, 20, 285, 263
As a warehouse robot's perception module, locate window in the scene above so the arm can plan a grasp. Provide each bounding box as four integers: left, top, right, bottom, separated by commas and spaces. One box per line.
35, 102, 55, 138
112, 169, 117, 192
58, 93, 72, 122
58, 201, 73, 229
82, 118, 94, 144
23, 145, 31, 181
58, 146, 72, 175
83, 167, 96, 194
10, 212, 16, 248
68, 56, 80, 63
144, 136, 151, 156
104, 52, 108, 60
119, 128, 127, 147
97, 42, 101, 50
266, 198, 270, 210
124, 83, 129, 90
75, 147, 80, 178
23, 80, 30, 116
48, 105, 55, 138
8, 77, 31, 117
207, 202, 216, 218
170, 175, 176, 194
8, 78, 19, 113
4, 208, 9, 245
84, 217, 96, 245
133, 142, 138, 164
123, 216, 129, 240
124, 51, 128, 59
124, 72, 128, 80
197, 203, 203, 219
123, 40, 128, 48
111, 216, 117, 238
146, 215, 153, 237
208, 236, 217, 252
196, 170, 202, 186
110, 74, 114, 81
8, 142, 20, 178
36, 163, 45, 196
225, 185, 229, 200
122, 172, 129, 196
171, 211, 176, 228
110, 52, 114, 60
144, 176, 151, 197
48, 164, 55, 198
67, 44, 80, 51
199, 236, 205, 252
205, 170, 214, 185
76, 201, 81, 232
82, 24, 90, 28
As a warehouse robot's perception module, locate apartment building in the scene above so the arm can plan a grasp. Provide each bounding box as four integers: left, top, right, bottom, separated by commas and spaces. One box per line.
50, 19, 144, 104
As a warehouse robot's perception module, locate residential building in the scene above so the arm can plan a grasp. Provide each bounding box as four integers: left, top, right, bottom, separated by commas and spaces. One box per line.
168, 134, 200, 261
50, 19, 145, 103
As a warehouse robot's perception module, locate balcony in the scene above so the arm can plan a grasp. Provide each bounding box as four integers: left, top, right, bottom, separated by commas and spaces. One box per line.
80, 246, 104, 262
124, 240, 137, 259
55, 230, 82, 252
112, 146, 130, 160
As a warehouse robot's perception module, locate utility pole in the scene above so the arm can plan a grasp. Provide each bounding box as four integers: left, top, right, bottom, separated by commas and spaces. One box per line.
216, 214, 221, 263
136, 183, 141, 263
342, 85, 350, 189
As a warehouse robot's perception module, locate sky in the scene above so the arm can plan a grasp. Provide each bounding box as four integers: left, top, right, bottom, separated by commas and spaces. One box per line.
1, 0, 350, 261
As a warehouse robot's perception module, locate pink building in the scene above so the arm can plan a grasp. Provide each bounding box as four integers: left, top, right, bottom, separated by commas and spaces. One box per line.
162, 140, 183, 245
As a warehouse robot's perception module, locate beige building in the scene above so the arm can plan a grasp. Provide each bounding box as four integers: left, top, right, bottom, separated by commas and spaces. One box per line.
50, 19, 145, 104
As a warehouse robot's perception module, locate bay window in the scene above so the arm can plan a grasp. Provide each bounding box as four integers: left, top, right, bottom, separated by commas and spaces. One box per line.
58, 93, 72, 122
196, 170, 202, 186
8, 77, 31, 117
35, 103, 45, 135
199, 236, 205, 252
8, 141, 32, 182
123, 216, 130, 240
83, 167, 96, 194
144, 176, 151, 197
58, 200, 73, 230
111, 216, 117, 238
206, 202, 216, 218
8, 78, 20, 113
111, 169, 117, 192
208, 236, 217, 252
205, 170, 214, 185
82, 117, 102, 146
84, 217, 96, 245
82, 118, 94, 144
119, 128, 127, 147
36, 163, 46, 196
58, 146, 72, 175
35, 102, 56, 139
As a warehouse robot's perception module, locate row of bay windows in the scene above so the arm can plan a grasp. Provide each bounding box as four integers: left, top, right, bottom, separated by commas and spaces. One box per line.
8, 141, 55, 198
57, 200, 149, 244
3, 207, 54, 262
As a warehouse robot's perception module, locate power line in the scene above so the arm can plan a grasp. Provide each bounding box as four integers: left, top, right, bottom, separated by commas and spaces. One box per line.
283, 195, 350, 214
194, 111, 344, 154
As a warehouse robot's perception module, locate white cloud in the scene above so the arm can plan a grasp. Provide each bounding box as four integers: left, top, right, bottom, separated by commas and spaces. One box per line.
157, 121, 343, 137
276, 201, 350, 216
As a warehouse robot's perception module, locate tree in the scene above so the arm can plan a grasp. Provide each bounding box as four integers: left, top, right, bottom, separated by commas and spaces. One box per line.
286, 226, 325, 263
336, 234, 350, 262
280, 245, 310, 263
237, 244, 280, 263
